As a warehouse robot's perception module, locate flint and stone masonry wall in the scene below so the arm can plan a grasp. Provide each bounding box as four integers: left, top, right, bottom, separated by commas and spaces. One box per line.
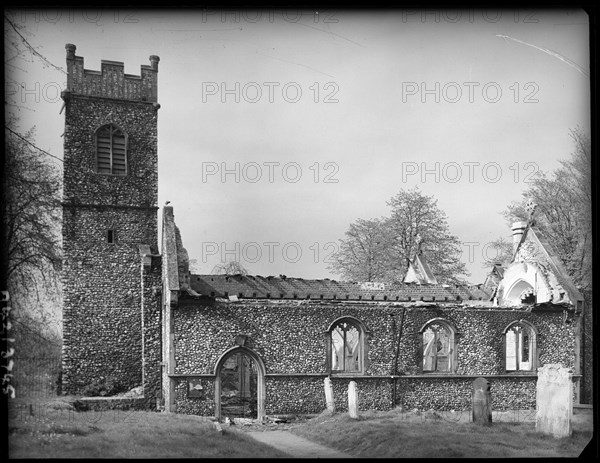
61, 45, 161, 403
171, 301, 576, 415
582, 290, 593, 404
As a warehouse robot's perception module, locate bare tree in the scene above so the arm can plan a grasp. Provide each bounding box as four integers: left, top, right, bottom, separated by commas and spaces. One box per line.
3, 12, 65, 342
385, 188, 468, 284
211, 261, 249, 276
3, 123, 62, 330
503, 128, 591, 291
327, 218, 390, 282
481, 236, 513, 267
2, 13, 65, 402
188, 258, 199, 273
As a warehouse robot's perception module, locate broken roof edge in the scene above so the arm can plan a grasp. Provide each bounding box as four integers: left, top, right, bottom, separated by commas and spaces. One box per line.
504, 220, 582, 309
175, 293, 575, 312
189, 273, 476, 288
187, 273, 494, 304
161, 206, 180, 291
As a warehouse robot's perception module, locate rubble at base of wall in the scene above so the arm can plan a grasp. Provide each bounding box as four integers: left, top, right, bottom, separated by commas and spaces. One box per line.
74, 396, 148, 411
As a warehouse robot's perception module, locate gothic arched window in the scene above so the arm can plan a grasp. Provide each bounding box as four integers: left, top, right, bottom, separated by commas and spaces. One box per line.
420, 319, 457, 373
95, 124, 128, 175
503, 320, 537, 372
327, 317, 367, 374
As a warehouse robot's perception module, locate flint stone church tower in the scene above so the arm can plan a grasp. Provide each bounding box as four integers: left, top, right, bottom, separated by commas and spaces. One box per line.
60, 44, 162, 405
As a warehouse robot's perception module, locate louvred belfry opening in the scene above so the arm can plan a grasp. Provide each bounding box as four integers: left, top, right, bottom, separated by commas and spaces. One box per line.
96, 124, 127, 175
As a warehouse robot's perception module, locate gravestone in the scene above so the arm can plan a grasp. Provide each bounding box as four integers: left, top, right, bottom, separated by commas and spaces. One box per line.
472, 377, 492, 425
324, 377, 335, 412
348, 381, 359, 419
536, 364, 572, 437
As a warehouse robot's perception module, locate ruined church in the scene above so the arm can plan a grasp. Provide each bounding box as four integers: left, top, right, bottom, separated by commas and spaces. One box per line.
60, 45, 591, 419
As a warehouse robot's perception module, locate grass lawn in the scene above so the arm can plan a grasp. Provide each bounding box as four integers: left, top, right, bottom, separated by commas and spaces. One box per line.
290, 408, 595, 458
8, 398, 288, 458
9, 397, 595, 458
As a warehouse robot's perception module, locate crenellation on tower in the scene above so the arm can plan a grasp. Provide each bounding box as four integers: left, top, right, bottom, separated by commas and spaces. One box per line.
65, 43, 159, 102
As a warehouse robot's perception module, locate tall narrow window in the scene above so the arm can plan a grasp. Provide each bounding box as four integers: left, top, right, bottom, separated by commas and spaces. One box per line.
96, 124, 127, 175
421, 319, 456, 373
328, 317, 366, 374
106, 229, 116, 244
504, 321, 537, 372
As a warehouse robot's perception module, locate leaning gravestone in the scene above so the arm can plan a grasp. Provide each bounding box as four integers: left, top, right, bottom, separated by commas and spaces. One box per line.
348, 381, 359, 419
472, 377, 492, 425
536, 364, 572, 437
324, 377, 335, 412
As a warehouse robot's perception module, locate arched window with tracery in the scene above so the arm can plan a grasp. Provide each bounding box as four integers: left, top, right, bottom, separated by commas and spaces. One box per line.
95, 124, 128, 175
420, 319, 457, 373
503, 320, 537, 372
327, 317, 367, 374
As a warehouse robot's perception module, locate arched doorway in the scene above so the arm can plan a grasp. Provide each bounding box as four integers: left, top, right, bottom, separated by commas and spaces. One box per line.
214, 347, 265, 421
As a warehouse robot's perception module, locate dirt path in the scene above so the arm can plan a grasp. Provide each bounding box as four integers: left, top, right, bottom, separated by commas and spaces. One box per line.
244, 430, 353, 458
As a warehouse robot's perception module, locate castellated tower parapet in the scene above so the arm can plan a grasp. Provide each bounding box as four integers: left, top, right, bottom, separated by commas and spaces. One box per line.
65, 43, 159, 102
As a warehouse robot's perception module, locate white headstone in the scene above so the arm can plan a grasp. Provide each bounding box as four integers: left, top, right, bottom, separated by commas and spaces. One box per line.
472, 377, 492, 425
348, 381, 359, 419
324, 377, 335, 412
536, 364, 572, 438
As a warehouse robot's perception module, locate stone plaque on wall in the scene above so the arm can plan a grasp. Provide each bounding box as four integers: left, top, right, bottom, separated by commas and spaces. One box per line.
188, 378, 204, 398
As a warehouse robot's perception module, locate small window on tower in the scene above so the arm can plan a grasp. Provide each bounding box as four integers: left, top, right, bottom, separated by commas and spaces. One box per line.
107, 229, 116, 244
95, 124, 128, 175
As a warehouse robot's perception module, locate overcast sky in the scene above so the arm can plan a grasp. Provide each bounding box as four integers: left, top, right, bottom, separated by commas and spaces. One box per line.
6, 8, 591, 284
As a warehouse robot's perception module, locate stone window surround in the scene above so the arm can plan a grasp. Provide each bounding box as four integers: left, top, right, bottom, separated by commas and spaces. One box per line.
94, 123, 128, 176
502, 319, 538, 373
325, 316, 370, 376
419, 318, 458, 374
106, 228, 117, 244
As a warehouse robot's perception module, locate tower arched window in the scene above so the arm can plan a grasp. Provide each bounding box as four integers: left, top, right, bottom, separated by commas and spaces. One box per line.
503, 320, 537, 372
420, 319, 457, 373
95, 124, 128, 175
327, 317, 368, 374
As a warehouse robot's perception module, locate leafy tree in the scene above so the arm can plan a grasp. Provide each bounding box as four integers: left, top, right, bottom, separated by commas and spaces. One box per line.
328, 188, 469, 284
503, 128, 591, 291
